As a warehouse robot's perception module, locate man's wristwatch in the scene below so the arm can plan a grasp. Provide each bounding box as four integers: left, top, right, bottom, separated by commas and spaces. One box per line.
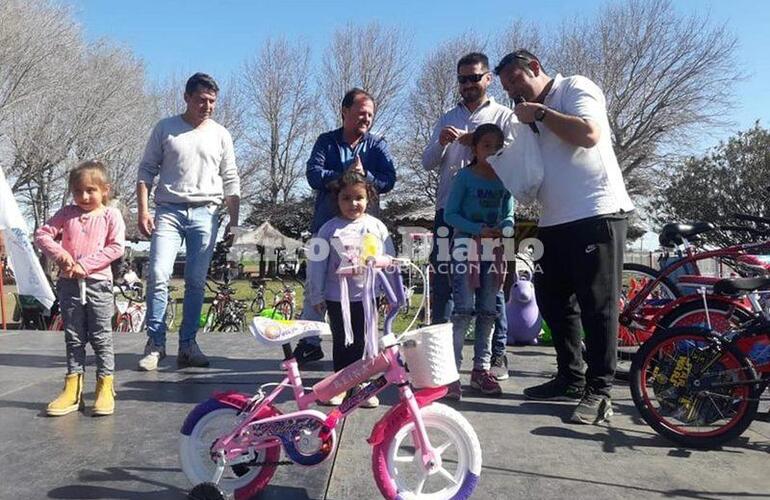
535, 107, 548, 122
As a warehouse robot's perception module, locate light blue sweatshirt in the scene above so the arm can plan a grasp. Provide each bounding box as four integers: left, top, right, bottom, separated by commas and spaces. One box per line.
444, 166, 514, 236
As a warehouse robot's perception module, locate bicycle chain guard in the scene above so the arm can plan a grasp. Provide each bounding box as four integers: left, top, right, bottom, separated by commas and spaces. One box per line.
243, 413, 335, 467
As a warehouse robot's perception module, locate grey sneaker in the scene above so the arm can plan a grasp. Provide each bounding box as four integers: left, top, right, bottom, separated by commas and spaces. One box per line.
490, 354, 509, 381
138, 341, 166, 371
570, 391, 613, 425
177, 341, 210, 368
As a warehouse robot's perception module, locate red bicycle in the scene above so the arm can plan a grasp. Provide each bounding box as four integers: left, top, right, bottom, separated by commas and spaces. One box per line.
630, 275, 770, 448
620, 216, 770, 349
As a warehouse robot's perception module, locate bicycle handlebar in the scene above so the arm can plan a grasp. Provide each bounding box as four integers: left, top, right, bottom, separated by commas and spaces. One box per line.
733, 213, 770, 227
717, 224, 770, 237
115, 282, 143, 302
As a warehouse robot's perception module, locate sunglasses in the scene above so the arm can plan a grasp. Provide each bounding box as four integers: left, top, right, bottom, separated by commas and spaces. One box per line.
457, 72, 488, 85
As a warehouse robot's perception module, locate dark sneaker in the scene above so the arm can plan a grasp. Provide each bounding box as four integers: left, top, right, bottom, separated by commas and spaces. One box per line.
292, 342, 324, 367
470, 369, 502, 396
177, 341, 210, 368
490, 354, 509, 381
444, 381, 462, 401
570, 390, 613, 424
524, 378, 584, 401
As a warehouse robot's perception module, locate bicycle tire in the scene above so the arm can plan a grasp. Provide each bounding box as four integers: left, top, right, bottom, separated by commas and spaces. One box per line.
48, 314, 63, 331
371, 403, 481, 499
630, 327, 760, 448
619, 263, 682, 347
623, 263, 682, 300
115, 315, 131, 333
202, 305, 217, 333
131, 307, 146, 333
250, 296, 266, 314
274, 300, 294, 320
656, 297, 754, 334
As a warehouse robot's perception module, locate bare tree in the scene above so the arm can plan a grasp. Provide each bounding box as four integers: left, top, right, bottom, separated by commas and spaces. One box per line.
240, 37, 320, 205
149, 71, 188, 119
70, 43, 155, 207
548, 0, 738, 197
491, 19, 550, 106
0, 0, 80, 132
394, 34, 487, 204
4, 12, 153, 228
320, 22, 411, 132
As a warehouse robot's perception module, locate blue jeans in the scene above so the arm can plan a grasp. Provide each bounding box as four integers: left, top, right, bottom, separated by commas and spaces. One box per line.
431, 210, 507, 357
451, 254, 500, 371
493, 292, 507, 357
145, 203, 219, 346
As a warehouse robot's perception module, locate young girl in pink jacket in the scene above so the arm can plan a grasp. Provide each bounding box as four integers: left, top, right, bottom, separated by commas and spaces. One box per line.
35, 161, 125, 417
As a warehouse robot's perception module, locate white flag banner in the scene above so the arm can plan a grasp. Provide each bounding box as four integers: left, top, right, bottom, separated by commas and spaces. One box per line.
0, 166, 55, 310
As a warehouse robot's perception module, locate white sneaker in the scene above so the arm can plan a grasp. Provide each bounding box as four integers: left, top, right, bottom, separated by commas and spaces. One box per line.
490, 354, 509, 381
354, 383, 380, 408
361, 394, 380, 409
321, 392, 346, 406
138, 341, 166, 371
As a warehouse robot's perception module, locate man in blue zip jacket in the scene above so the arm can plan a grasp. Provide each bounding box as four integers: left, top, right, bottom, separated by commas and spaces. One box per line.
293, 88, 397, 365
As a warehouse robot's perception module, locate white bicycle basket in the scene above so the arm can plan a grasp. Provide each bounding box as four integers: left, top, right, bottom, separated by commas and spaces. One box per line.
399, 324, 459, 388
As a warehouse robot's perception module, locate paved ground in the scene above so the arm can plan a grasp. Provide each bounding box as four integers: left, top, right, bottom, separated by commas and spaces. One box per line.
0, 329, 768, 500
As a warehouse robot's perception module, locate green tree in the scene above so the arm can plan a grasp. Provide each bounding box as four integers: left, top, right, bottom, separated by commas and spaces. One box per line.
655, 123, 770, 247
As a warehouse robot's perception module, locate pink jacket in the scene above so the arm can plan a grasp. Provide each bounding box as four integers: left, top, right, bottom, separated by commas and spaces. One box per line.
35, 205, 126, 281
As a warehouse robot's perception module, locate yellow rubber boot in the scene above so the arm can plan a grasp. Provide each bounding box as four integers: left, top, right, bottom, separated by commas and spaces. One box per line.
93, 375, 116, 416
47, 373, 83, 416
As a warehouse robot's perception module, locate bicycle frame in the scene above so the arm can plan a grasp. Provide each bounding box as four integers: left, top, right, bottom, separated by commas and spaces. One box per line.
114, 282, 145, 333
620, 238, 770, 342
208, 343, 444, 466
205, 258, 445, 474
694, 290, 770, 379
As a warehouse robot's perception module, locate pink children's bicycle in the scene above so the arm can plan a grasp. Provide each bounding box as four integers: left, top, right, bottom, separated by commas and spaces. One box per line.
179, 255, 482, 500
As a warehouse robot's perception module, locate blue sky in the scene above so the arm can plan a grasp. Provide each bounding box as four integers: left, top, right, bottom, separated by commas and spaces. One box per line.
65, 0, 769, 150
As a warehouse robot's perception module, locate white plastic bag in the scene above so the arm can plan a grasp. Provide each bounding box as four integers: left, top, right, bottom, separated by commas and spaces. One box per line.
488, 122, 544, 204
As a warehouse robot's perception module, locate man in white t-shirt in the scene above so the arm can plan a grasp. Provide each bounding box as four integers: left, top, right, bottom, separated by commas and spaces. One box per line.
422, 53, 515, 397
496, 50, 634, 424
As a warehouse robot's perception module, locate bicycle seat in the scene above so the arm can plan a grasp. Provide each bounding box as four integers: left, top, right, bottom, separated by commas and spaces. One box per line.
250, 278, 267, 288
249, 317, 331, 346
658, 222, 715, 247
713, 276, 770, 295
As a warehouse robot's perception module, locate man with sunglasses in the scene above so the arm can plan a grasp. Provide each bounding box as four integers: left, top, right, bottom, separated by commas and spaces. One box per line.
422, 52, 515, 399
495, 50, 634, 424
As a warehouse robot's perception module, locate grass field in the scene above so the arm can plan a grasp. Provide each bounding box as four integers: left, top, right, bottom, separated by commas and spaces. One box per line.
167, 277, 426, 333
2, 277, 426, 334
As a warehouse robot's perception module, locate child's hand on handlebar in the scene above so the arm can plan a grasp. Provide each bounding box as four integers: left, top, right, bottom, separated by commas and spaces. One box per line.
313, 303, 327, 315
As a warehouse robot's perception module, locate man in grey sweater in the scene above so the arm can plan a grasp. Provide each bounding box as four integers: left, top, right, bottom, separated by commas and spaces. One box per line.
136, 73, 240, 371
